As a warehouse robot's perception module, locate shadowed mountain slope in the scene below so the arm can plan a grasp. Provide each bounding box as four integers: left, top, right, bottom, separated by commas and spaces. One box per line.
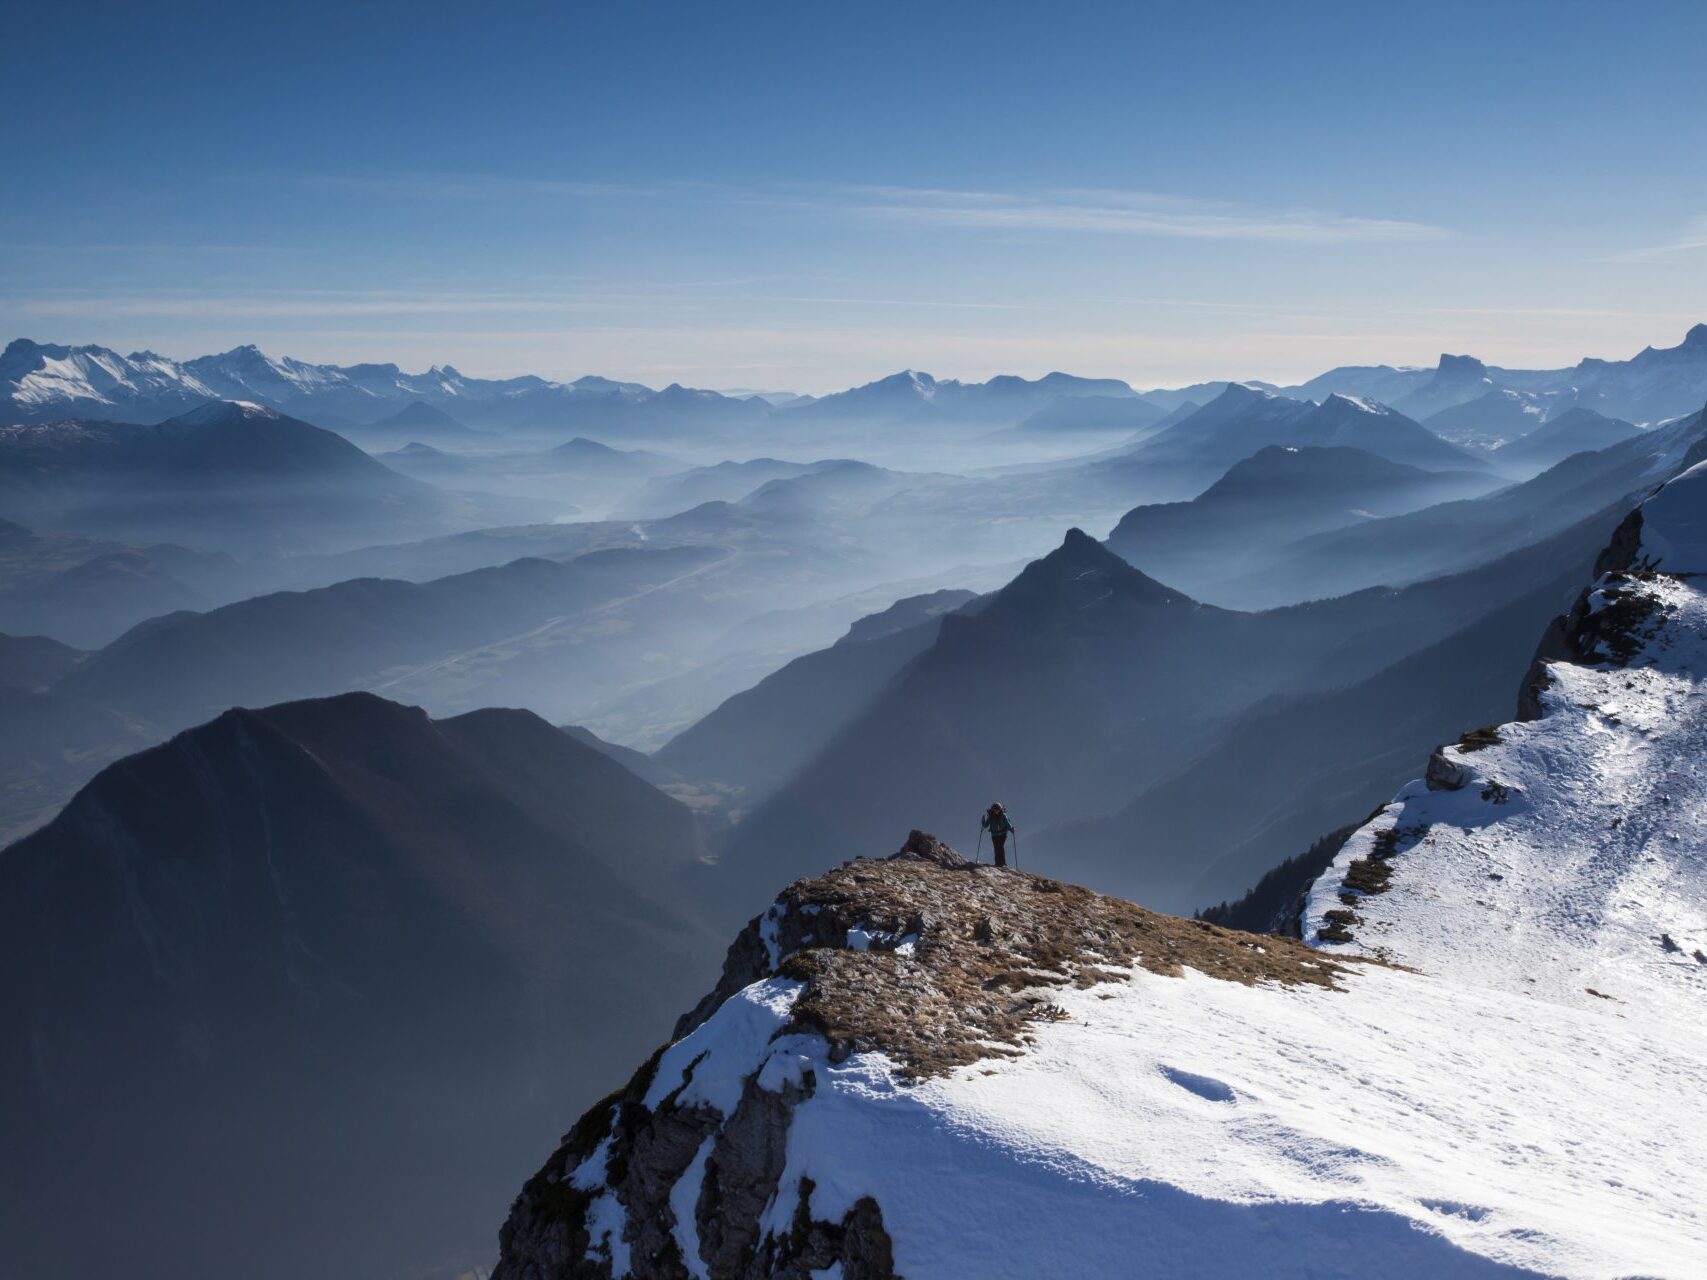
0, 691, 720, 1280
716, 493, 1643, 916
1492, 406, 1641, 472
1206, 405, 1703, 607
56, 544, 726, 732
1041, 508, 1622, 912
1106, 445, 1497, 594
656, 589, 979, 801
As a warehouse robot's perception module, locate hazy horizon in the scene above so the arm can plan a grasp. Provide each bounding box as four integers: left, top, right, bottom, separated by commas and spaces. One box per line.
5, 0, 1705, 392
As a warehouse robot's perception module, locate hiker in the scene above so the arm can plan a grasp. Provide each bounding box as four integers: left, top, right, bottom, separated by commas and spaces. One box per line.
981, 802, 1016, 868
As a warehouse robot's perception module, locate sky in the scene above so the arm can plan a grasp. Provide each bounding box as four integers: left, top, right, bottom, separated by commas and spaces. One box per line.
3, 0, 1706, 392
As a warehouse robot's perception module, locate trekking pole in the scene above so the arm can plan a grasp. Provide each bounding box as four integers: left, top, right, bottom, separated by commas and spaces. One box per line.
1012, 829, 1020, 871
975, 828, 984, 863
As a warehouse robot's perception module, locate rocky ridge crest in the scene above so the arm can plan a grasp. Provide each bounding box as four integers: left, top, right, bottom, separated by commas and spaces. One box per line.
493, 831, 1348, 1279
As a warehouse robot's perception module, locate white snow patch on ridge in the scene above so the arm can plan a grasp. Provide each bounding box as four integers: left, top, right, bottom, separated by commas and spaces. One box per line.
1639, 457, 1707, 571
643, 978, 803, 1116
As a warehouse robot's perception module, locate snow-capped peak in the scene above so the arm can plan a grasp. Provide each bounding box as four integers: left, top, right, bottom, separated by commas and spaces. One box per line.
1320, 391, 1390, 415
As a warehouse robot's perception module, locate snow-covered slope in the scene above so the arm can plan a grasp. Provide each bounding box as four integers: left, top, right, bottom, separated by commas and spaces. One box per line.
1305, 459, 1707, 1014
0, 339, 218, 418
495, 471, 1707, 1280
0, 339, 666, 427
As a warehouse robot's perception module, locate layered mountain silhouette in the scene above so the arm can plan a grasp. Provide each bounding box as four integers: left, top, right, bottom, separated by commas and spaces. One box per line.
0, 516, 241, 647
356, 398, 480, 442
615, 457, 823, 518
375, 435, 677, 513
56, 544, 727, 732
1041, 505, 1626, 909
709, 485, 1670, 915
0, 691, 720, 1280
1491, 406, 1641, 472
1086, 386, 1484, 505
1106, 444, 1497, 592
1209, 405, 1702, 607
0, 401, 540, 554
713, 531, 1320, 906
656, 588, 979, 801
0, 630, 80, 692
1422, 386, 1549, 447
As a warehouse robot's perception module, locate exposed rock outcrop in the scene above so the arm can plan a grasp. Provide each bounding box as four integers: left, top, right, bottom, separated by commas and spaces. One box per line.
1517, 504, 1666, 720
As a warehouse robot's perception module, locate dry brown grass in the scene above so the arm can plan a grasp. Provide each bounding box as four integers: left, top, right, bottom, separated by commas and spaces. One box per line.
771, 841, 1355, 1079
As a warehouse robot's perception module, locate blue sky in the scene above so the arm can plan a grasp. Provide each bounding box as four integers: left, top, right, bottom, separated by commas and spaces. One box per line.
4, 0, 1705, 390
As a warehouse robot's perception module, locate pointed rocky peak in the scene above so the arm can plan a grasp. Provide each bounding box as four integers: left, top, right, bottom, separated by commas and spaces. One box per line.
168, 398, 283, 427
211, 343, 272, 366
872, 369, 938, 392
1680, 323, 1707, 352
994, 527, 1203, 616
657, 382, 725, 402
1210, 380, 1282, 407
1316, 391, 1396, 419
1538, 405, 1627, 431
1152, 382, 1307, 437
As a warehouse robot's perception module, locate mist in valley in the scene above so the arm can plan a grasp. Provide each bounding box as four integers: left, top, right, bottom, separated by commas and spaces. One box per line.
5, 321, 1706, 1276
6, 2, 1707, 1275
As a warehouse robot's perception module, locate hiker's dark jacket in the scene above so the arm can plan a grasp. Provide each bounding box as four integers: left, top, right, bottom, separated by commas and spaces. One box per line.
981, 810, 1015, 836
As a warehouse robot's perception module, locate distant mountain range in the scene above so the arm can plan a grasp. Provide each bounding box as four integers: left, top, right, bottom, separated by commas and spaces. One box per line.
694, 402, 1706, 914
1282, 326, 1707, 425
0, 400, 557, 554
1104, 444, 1499, 587
8, 324, 1704, 435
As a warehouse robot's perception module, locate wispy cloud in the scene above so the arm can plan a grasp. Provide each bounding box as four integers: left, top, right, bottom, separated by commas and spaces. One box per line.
1601, 215, 1707, 263
248, 170, 1448, 245
820, 184, 1450, 244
